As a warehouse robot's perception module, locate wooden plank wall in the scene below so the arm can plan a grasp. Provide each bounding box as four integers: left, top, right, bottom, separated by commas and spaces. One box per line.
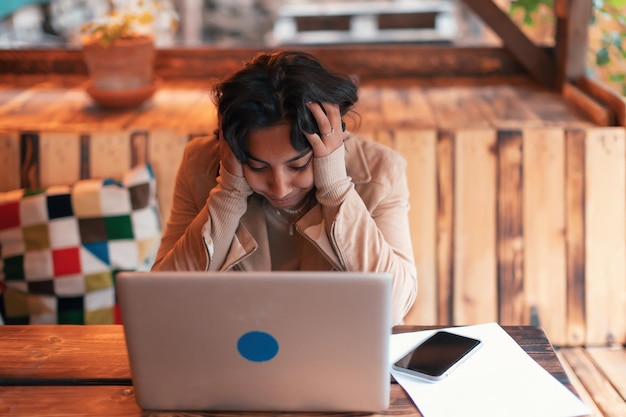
345, 81, 625, 347
0, 81, 625, 347
366, 124, 626, 348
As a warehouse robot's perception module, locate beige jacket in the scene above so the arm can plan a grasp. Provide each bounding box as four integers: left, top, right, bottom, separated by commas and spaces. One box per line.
152, 133, 417, 324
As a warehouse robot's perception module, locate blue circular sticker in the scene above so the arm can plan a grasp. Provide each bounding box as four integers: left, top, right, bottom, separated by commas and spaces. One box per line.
237, 331, 279, 362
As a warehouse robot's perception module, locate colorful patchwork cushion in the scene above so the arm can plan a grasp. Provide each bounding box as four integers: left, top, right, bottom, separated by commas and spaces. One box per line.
0, 164, 161, 324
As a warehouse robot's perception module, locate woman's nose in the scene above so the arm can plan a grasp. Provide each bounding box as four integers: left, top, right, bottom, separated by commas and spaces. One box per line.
269, 170, 290, 198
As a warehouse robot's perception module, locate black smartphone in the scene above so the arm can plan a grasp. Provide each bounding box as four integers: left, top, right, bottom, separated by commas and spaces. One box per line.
392, 331, 482, 382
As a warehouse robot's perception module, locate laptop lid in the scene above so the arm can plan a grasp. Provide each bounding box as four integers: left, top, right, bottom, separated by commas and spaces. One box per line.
116, 271, 392, 412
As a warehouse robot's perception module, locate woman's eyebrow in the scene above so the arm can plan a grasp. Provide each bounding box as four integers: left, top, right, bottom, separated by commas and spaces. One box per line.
246, 149, 312, 164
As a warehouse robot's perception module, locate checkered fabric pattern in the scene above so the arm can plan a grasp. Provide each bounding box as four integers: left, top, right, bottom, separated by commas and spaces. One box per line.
0, 164, 161, 324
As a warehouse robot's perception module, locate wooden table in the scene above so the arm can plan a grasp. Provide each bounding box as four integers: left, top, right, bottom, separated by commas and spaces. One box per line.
0, 325, 574, 416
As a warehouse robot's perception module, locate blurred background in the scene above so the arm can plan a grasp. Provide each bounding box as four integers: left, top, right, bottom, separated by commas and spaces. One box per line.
0, 0, 624, 95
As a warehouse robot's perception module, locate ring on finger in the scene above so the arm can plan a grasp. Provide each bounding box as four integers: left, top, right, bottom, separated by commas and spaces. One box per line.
321, 128, 334, 137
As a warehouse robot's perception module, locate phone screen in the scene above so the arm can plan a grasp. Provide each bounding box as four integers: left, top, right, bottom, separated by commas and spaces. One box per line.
393, 331, 481, 381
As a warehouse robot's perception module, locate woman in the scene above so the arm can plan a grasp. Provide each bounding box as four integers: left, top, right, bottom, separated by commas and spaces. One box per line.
152, 50, 417, 325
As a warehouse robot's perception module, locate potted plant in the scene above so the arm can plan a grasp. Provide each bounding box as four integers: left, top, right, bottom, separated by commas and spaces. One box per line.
80, 0, 179, 109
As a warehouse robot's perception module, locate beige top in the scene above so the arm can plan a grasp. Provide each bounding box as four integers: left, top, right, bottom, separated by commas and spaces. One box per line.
152, 133, 417, 324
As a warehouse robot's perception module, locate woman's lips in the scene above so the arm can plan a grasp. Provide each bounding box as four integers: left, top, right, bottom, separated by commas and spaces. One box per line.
268, 195, 297, 208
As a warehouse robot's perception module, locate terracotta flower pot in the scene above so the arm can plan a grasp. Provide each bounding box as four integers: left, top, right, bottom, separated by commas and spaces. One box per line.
81, 35, 157, 109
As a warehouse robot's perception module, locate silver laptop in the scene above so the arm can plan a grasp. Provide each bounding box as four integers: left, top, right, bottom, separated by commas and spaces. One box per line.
116, 271, 392, 412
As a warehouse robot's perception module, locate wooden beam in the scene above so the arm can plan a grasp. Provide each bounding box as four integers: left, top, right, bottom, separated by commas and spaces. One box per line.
563, 83, 613, 126
554, 0, 593, 87
460, 0, 556, 88
0, 46, 530, 81
577, 76, 626, 127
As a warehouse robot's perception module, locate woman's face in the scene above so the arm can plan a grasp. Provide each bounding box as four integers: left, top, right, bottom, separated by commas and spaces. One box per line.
243, 123, 314, 210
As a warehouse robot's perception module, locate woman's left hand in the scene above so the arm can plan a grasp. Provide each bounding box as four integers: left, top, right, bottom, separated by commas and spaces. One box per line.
304, 102, 343, 158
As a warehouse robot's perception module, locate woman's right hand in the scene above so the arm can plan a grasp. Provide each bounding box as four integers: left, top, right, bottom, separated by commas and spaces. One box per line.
219, 130, 244, 177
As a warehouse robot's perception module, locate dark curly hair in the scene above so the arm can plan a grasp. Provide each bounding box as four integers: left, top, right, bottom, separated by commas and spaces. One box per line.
212, 50, 359, 163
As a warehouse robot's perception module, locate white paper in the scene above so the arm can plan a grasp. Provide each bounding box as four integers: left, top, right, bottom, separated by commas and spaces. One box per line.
390, 323, 591, 417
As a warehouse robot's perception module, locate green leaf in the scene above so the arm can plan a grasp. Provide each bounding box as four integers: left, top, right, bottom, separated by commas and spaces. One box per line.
596, 47, 611, 65
510, 0, 540, 13
509, 0, 553, 24
605, 0, 626, 7
611, 32, 624, 50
